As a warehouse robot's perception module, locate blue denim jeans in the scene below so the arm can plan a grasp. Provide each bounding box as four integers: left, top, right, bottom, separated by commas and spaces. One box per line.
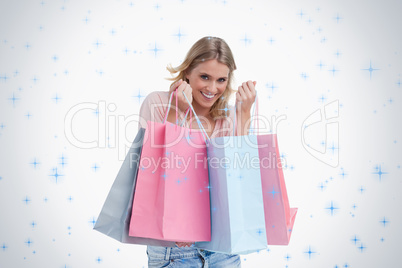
147, 245, 241, 267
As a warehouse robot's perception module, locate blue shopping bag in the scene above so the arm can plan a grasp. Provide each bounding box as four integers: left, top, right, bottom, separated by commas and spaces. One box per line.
195, 134, 267, 254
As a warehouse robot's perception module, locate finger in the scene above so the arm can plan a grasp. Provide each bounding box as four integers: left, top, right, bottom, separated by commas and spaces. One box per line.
184, 84, 192, 95
246, 80, 254, 89
184, 86, 193, 101
246, 81, 256, 98
176, 81, 188, 96
242, 82, 253, 98
179, 83, 190, 97
237, 85, 245, 97
180, 86, 190, 103
247, 80, 256, 96
176, 79, 183, 87
177, 242, 191, 247
171, 79, 183, 92
235, 91, 242, 104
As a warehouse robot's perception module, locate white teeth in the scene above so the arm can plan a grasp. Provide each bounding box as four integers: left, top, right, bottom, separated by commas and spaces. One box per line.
201, 91, 215, 99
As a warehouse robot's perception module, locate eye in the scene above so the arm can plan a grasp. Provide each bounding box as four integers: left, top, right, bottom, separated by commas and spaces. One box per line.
218, 78, 226, 83
201, 75, 208, 80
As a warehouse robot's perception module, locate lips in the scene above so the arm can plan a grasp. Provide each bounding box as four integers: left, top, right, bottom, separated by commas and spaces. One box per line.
200, 91, 216, 100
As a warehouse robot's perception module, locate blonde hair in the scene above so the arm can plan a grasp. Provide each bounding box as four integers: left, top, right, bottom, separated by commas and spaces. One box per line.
167, 36, 237, 119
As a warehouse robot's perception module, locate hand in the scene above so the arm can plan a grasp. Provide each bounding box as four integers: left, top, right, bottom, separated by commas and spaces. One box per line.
175, 242, 194, 247
170, 79, 193, 113
235, 80, 257, 114
235, 80, 256, 135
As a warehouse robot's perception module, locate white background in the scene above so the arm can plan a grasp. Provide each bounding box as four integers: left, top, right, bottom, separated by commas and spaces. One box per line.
0, 0, 401, 267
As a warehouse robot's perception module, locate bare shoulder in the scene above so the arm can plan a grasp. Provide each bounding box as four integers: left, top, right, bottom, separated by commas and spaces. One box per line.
138, 91, 171, 128
143, 91, 170, 106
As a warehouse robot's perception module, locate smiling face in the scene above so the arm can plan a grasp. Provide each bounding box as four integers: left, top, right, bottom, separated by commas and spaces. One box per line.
185, 59, 230, 114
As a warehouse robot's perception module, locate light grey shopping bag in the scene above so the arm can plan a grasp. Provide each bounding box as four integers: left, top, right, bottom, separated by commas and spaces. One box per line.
93, 128, 175, 247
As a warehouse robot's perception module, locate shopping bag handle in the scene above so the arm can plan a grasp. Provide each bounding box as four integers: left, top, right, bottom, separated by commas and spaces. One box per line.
163, 89, 210, 142
163, 89, 192, 125
181, 91, 210, 141
179, 103, 211, 143
180, 107, 191, 127
163, 89, 179, 125
251, 90, 259, 135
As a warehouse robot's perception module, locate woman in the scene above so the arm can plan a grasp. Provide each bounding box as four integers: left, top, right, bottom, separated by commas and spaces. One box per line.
138, 36, 256, 267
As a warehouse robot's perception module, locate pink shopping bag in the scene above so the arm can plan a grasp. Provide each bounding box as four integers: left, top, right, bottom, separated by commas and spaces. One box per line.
251, 94, 297, 245
129, 91, 211, 242
258, 134, 297, 245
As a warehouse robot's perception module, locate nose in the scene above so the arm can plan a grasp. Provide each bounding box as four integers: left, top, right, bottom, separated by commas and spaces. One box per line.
207, 81, 216, 92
